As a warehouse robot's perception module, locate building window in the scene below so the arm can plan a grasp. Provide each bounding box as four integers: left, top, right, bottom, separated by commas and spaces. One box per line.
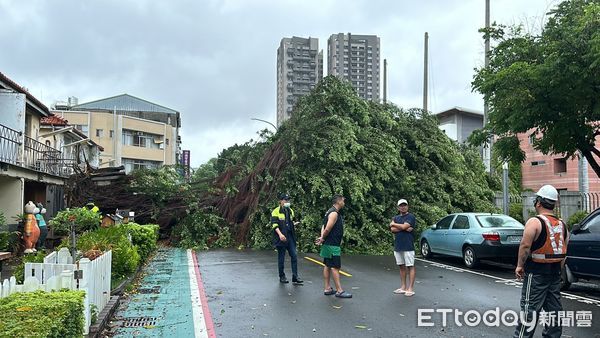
166, 138, 169, 146
110, 130, 114, 138
96, 129, 104, 137
531, 160, 546, 166
122, 158, 162, 173
554, 158, 567, 174
45, 140, 51, 147
122, 129, 160, 149
74, 124, 89, 136
528, 134, 536, 145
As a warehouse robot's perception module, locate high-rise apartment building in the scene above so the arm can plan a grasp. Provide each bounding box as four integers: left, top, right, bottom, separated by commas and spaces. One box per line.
276, 37, 323, 126
327, 33, 381, 101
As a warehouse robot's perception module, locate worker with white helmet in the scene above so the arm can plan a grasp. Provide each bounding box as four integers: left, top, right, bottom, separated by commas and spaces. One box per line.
513, 185, 569, 338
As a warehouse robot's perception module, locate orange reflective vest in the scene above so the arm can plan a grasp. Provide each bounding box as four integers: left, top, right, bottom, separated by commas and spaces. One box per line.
531, 215, 567, 263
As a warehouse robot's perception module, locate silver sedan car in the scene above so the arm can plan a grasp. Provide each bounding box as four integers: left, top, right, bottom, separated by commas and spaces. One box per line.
420, 213, 525, 268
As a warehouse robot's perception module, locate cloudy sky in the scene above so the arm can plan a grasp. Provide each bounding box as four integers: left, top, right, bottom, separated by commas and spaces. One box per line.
0, 0, 559, 167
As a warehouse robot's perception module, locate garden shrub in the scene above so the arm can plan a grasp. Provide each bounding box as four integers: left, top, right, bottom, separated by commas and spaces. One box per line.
124, 223, 159, 259
49, 207, 101, 236
0, 290, 85, 338
567, 210, 589, 229
75, 226, 140, 279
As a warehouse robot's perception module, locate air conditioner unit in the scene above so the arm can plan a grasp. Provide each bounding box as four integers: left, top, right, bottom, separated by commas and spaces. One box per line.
158, 143, 164, 150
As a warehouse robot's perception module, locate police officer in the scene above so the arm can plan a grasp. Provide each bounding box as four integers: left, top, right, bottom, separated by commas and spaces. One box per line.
514, 185, 569, 338
271, 193, 303, 284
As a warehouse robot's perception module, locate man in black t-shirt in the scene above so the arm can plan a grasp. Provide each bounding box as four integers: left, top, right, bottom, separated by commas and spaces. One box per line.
390, 199, 416, 297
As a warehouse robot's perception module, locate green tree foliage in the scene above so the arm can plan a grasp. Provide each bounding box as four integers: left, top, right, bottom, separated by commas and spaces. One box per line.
172, 208, 229, 250
210, 76, 496, 254
471, 0, 600, 177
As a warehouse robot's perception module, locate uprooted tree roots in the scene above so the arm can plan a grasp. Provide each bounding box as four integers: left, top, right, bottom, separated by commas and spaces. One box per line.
65, 141, 288, 245
199, 141, 288, 244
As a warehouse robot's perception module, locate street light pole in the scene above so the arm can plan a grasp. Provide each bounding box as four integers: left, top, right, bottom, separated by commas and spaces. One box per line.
250, 118, 278, 131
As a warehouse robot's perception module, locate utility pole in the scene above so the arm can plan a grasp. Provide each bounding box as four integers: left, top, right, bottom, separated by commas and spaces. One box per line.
483, 0, 492, 174
423, 32, 428, 112
383, 59, 387, 103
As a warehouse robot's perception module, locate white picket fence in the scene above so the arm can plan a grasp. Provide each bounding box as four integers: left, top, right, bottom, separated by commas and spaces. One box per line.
0, 248, 112, 334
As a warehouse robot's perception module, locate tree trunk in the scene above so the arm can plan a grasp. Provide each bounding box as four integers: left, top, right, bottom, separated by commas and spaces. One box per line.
581, 147, 600, 179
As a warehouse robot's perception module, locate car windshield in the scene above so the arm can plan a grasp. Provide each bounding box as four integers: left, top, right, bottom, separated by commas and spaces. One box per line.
476, 215, 524, 228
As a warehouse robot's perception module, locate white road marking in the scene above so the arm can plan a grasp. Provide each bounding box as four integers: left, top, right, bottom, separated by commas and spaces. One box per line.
188, 249, 209, 338
416, 257, 600, 308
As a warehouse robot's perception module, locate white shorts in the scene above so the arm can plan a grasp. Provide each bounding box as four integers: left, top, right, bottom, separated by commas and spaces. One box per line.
394, 251, 415, 267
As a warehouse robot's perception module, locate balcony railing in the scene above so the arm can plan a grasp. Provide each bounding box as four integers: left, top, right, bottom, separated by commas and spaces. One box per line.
0, 124, 74, 178
0, 124, 21, 166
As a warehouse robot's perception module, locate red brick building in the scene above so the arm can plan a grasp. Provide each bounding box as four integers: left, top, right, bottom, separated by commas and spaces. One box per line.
518, 132, 600, 192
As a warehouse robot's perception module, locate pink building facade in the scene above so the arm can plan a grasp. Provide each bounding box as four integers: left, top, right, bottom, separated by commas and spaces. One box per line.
518, 133, 600, 192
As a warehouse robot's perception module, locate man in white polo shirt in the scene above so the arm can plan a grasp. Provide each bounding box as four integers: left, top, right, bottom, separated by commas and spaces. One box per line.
390, 199, 416, 296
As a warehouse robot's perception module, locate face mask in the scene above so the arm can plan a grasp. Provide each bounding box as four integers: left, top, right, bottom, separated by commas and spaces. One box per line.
284, 202, 291, 208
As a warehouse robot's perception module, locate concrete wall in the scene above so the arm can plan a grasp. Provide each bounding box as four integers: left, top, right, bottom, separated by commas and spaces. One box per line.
494, 190, 584, 223
0, 176, 23, 226
460, 115, 483, 143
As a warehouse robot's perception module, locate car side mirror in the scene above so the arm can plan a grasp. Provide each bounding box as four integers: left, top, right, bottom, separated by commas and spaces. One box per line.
571, 223, 581, 234
431, 224, 437, 230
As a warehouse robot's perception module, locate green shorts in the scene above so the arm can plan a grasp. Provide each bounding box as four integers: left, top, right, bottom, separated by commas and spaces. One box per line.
319, 244, 341, 259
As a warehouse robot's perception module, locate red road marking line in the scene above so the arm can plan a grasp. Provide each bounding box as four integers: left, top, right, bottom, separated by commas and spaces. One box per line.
192, 251, 216, 338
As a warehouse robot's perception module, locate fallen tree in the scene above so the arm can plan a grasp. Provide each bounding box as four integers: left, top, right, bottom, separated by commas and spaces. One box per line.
181, 76, 497, 253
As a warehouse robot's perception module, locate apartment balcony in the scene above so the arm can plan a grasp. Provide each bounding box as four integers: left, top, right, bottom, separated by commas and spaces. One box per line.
0, 124, 74, 178
294, 54, 312, 60
295, 78, 313, 84
295, 67, 313, 73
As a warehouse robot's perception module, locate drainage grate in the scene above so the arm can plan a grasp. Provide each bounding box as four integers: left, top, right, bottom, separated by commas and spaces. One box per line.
121, 316, 158, 328
138, 286, 161, 294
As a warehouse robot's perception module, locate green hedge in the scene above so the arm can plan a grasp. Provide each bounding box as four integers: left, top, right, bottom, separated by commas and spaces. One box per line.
124, 223, 159, 259
75, 226, 140, 280
0, 290, 85, 338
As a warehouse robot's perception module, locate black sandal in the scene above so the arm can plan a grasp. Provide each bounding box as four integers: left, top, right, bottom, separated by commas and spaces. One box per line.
323, 288, 336, 296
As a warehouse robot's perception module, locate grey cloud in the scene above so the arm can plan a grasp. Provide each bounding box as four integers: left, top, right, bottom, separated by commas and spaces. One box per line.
0, 0, 551, 166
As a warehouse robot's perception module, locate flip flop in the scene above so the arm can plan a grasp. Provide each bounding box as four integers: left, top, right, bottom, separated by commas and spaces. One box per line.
324, 288, 336, 296
404, 291, 415, 297
335, 291, 353, 298
393, 288, 406, 294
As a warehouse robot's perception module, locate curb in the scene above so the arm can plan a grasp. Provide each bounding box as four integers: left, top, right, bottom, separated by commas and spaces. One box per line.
111, 264, 144, 296
87, 295, 120, 338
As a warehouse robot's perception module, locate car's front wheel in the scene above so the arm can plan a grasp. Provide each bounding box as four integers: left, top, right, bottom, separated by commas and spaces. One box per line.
421, 240, 433, 258
463, 246, 479, 269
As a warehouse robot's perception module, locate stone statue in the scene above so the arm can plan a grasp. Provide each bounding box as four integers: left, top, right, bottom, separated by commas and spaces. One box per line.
23, 201, 40, 254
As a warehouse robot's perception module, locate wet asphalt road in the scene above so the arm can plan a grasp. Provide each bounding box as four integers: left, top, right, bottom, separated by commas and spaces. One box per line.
197, 250, 600, 338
